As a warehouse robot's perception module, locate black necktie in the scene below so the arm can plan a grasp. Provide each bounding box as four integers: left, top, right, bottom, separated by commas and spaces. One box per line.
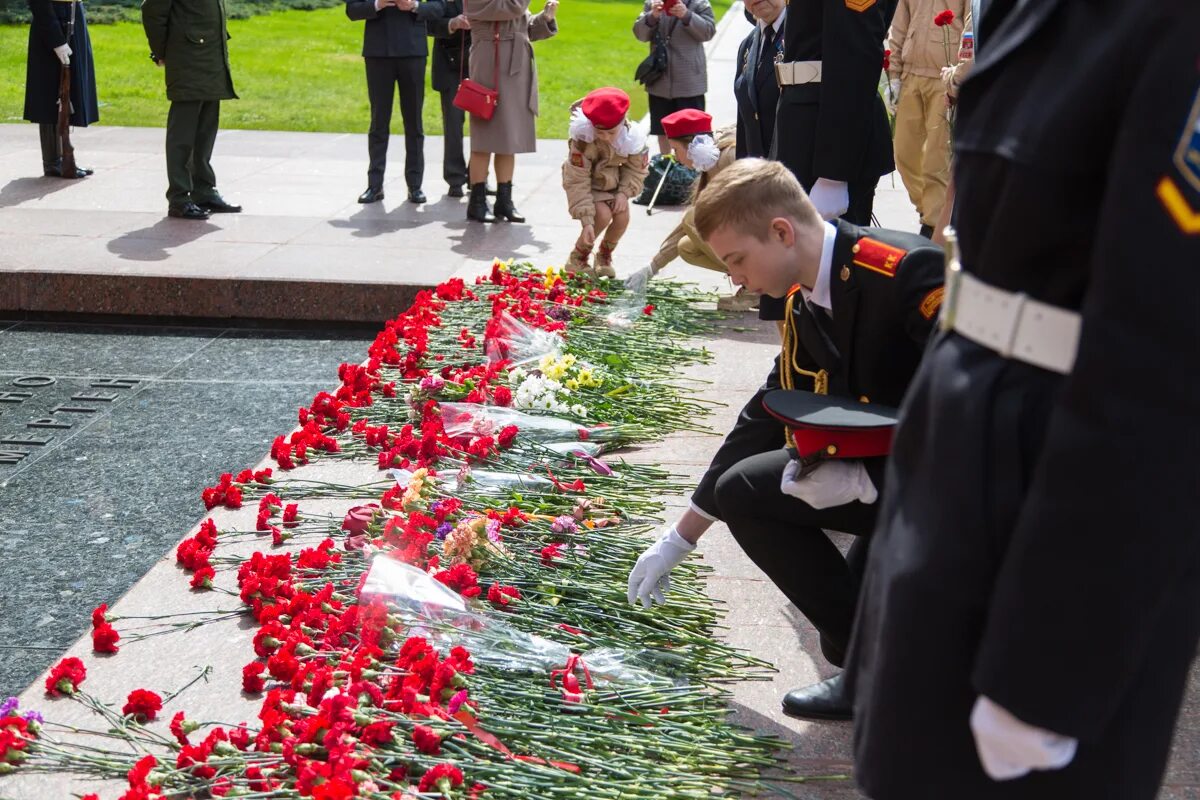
757, 25, 775, 84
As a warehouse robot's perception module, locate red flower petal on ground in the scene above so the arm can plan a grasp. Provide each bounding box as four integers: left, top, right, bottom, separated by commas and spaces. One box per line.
122, 689, 163, 722
92, 623, 120, 654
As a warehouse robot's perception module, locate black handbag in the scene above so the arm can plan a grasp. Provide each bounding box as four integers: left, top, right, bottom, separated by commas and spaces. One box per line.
635, 28, 670, 86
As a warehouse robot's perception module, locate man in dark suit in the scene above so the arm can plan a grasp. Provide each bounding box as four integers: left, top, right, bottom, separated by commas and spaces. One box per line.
346, 0, 438, 204
627, 158, 944, 720
772, 0, 895, 225
423, 0, 470, 198
733, 0, 783, 159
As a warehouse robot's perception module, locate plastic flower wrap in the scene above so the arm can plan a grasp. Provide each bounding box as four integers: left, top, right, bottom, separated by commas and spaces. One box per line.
485, 311, 565, 366
440, 403, 615, 442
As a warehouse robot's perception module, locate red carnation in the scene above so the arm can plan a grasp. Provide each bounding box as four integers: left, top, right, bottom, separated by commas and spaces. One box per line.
934, 9, 954, 25
419, 763, 465, 793
92, 623, 120, 654
44, 657, 86, 696
883, 48, 891, 70
242, 662, 266, 694
487, 583, 521, 609
540, 543, 564, 567
91, 603, 110, 628
412, 723, 442, 754
642, 304, 655, 315
190, 565, 215, 590
122, 689, 163, 721
497, 425, 519, 449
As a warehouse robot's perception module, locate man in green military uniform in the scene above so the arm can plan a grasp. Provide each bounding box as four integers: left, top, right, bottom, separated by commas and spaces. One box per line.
142, 0, 241, 219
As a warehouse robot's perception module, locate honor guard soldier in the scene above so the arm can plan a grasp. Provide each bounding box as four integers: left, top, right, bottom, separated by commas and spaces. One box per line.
24, 0, 98, 178
627, 158, 944, 720
848, 2, 1200, 798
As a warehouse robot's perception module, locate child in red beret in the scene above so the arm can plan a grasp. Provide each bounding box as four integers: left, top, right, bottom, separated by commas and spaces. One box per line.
562, 87, 650, 277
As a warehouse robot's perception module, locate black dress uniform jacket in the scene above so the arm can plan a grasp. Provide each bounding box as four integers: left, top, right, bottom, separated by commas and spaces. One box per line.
771, 0, 894, 202
24, 0, 99, 126
425, 0, 469, 94
345, 0, 432, 57
733, 20, 781, 159
848, 2, 1200, 799
691, 220, 944, 517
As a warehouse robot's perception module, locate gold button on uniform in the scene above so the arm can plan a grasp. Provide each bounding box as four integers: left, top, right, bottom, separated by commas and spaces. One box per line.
840, 265, 851, 282
859, 395, 870, 403
851, 243, 861, 254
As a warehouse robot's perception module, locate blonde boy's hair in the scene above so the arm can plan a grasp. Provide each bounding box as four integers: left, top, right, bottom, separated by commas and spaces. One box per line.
693, 158, 823, 242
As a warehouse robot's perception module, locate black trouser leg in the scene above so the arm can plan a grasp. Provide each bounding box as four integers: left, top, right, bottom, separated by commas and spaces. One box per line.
165, 100, 202, 207
365, 57, 397, 190
395, 56, 426, 191
844, 176, 877, 226
38, 123, 61, 172
189, 100, 221, 202
714, 448, 878, 667
439, 89, 468, 188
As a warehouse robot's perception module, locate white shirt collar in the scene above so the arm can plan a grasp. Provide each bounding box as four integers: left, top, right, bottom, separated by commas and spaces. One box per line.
808, 221, 837, 313
759, 7, 785, 35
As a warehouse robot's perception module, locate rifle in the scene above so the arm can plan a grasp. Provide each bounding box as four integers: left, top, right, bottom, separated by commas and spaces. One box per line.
56, 1, 78, 178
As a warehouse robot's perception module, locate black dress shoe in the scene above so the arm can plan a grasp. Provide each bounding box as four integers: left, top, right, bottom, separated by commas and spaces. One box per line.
781, 673, 852, 721
918, 223, 934, 239
447, 184, 465, 198
44, 165, 93, 179
408, 188, 427, 204
358, 187, 385, 204
168, 202, 211, 220
197, 196, 242, 213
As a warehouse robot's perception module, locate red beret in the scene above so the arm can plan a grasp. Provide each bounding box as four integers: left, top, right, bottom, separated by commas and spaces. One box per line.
661, 108, 713, 139
582, 87, 631, 130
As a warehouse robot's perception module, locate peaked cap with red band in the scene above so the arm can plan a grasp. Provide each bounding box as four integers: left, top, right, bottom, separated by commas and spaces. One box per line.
762, 390, 898, 459
582, 88, 631, 130
661, 108, 713, 139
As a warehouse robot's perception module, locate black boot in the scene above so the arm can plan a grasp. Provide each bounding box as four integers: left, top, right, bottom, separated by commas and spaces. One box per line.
467, 182, 495, 222
492, 181, 525, 223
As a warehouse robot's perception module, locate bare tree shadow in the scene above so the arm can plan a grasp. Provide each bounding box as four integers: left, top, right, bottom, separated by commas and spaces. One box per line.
106, 219, 219, 262
0, 176, 79, 209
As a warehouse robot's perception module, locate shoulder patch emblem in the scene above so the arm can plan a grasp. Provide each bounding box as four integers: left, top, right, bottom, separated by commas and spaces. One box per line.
852, 237, 906, 278
1173, 84, 1200, 194
919, 286, 945, 320
845, 0, 876, 10
570, 152, 585, 168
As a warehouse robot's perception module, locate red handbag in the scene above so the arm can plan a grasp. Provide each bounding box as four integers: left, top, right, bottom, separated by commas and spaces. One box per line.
453, 17, 500, 120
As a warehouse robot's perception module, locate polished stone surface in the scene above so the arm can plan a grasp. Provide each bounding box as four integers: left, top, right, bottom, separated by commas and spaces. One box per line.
0, 321, 370, 696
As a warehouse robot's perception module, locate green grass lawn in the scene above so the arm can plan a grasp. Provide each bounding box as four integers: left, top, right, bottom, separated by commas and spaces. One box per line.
1, 0, 732, 138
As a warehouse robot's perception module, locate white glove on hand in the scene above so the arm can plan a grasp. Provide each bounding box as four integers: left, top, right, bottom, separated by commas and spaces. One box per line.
54, 43, 72, 65
887, 78, 901, 113
809, 178, 850, 221
970, 696, 1078, 781
624, 264, 654, 296
780, 459, 877, 509
627, 526, 695, 608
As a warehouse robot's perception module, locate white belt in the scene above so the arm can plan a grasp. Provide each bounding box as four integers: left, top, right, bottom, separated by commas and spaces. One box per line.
775, 60, 822, 86
941, 262, 1081, 375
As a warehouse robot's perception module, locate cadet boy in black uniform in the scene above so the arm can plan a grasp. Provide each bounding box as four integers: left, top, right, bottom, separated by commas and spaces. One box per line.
848, 2, 1200, 798
627, 158, 944, 720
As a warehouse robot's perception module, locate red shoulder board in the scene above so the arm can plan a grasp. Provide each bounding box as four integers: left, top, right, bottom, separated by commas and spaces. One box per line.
851, 237, 906, 278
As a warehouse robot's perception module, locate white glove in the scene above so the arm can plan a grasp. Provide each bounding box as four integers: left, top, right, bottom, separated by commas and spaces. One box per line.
624, 264, 654, 296
54, 43, 72, 65
780, 458, 877, 509
970, 696, 1078, 781
809, 178, 850, 221
627, 526, 695, 608
887, 78, 901, 113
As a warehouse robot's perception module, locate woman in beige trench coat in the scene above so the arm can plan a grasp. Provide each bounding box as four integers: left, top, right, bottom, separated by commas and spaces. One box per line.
463, 0, 558, 222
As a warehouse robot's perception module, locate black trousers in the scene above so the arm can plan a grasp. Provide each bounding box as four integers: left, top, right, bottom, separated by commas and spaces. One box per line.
713, 448, 878, 667
365, 56, 426, 190
438, 89, 468, 189
165, 99, 221, 207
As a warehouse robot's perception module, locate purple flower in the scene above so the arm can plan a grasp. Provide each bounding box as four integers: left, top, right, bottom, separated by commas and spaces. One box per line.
0, 697, 18, 717
22, 710, 43, 724
435, 522, 453, 540
485, 519, 503, 545
419, 376, 446, 393
547, 304, 573, 321
551, 515, 578, 535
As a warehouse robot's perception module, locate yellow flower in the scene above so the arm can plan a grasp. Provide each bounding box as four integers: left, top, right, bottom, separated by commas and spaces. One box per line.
565, 378, 580, 391
538, 354, 556, 371
561, 354, 577, 368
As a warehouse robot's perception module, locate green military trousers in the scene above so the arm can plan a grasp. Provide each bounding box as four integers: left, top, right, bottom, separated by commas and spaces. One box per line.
165, 99, 221, 208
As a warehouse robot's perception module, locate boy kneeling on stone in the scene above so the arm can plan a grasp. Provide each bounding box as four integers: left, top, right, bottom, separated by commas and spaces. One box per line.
562, 87, 649, 277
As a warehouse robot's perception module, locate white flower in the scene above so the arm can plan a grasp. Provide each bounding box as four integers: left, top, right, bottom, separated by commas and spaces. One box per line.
571, 404, 588, 418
